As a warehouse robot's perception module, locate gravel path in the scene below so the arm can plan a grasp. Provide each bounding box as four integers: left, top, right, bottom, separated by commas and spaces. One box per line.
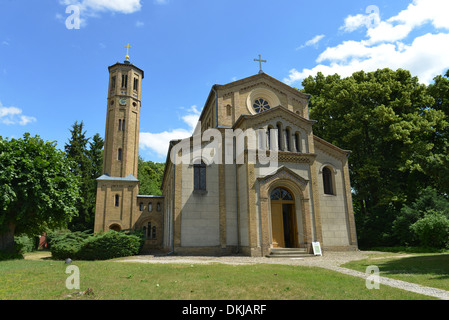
117, 251, 449, 300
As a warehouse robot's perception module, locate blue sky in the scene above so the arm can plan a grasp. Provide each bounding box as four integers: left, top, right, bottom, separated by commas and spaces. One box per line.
1, 0, 448, 162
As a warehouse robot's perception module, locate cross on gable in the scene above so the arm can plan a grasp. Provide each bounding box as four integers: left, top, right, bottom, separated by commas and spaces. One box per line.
254, 54, 267, 74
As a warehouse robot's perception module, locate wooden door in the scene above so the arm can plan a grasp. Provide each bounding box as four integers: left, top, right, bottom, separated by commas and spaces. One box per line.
271, 203, 285, 248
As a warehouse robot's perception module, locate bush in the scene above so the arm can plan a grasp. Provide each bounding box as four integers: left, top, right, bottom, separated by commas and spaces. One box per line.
49, 230, 89, 260
14, 235, 36, 254
392, 187, 449, 246
49, 230, 144, 261
77, 231, 143, 261
410, 212, 449, 249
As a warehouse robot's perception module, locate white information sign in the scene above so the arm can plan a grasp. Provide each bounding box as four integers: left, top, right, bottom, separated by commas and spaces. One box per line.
312, 242, 322, 256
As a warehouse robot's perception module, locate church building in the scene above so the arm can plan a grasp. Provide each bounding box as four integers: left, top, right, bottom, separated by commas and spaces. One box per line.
94, 50, 358, 257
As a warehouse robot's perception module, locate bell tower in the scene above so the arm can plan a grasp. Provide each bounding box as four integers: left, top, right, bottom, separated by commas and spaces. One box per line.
103, 45, 144, 178
94, 45, 144, 233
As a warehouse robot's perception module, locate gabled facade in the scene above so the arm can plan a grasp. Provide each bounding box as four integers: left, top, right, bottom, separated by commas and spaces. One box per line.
94, 58, 358, 256
161, 72, 358, 256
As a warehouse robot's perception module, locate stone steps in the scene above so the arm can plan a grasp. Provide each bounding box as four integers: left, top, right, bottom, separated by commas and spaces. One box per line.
267, 248, 314, 258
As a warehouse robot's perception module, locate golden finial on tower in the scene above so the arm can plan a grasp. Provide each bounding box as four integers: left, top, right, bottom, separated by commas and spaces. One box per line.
125, 43, 132, 61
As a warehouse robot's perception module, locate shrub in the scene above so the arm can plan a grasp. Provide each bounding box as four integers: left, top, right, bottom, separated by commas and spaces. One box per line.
410, 212, 449, 249
49, 230, 144, 261
14, 235, 36, 254
49, 230, 89, 260
77, 231, 143, 261
0, 245, 24, 261
392, 187, 449, 246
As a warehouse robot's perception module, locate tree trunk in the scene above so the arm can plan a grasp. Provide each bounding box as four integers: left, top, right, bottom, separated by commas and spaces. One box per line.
0, 222, 15, 252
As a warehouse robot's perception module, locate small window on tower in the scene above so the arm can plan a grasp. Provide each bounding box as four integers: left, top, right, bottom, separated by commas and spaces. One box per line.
122, 119, 125, 131
115, 195, 120, 207
118, 148, 122, 161
118, 119, 122, 131
133, 78, 139, 92
122, 74, 128, 88
111, 76, 116, 91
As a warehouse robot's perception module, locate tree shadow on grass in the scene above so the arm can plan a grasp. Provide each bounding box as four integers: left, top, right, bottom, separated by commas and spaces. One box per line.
375, 254, 449, 280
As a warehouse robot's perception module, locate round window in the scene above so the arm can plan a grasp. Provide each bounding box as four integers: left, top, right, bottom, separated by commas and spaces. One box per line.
253, 98, 271, 113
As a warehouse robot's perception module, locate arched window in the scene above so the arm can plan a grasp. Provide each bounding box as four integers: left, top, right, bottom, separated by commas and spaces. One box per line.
226, 105, 232, 116
285, 128, 291, 152
267, 126, 274, 150
322, 167, 334, 195
122, 74, 128, 88
295, 132, 301, 153
194, 161, 207, 191
146, 222, 156, 240
258, 129, 266, 150
157, 202, 161, 212
271, 187, 293, 201
152, 226, 157, 239
276, 124, 282, 151
114, 195, 120, 207
148, 202, 153, 212
147, 222, 152, 239
139, 202, 143, 211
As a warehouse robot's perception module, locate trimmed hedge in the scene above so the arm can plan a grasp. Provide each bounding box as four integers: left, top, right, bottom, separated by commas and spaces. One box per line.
78, 231, 143, 260
49, 230, 88, 260
49, 230, 144, 261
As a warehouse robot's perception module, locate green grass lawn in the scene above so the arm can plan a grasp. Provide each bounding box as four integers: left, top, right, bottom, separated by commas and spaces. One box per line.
342, 252, 449, 292
0, 253, 436, 300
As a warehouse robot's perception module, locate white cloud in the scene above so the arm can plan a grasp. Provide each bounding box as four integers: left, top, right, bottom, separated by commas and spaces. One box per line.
140, 129, 191, 158
341, 6, 381, 32
59, 0, 142, 14
389, 0, 449, 30
285, 0, 449, 86
135, 20, 145, 27
139, 105, 201, 158
297, 35, 325, 50
0, 102, 37, 126
57, 0, 142, 26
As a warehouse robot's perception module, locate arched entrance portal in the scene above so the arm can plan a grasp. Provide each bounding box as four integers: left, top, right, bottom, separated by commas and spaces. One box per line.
109, 224, 122, 232
270, 187, 298, 248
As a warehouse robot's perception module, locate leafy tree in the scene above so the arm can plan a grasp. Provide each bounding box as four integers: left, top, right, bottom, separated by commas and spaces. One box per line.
86, 133, 104, 227
302, 68, 448, 247
425, 70, 449, 195
410, 213, 449, 248
0, 134, 81, 252
64, 122, 103, 232
392, 187, 449, 246
65, 121, 91, 231
138, 157, 165, 196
